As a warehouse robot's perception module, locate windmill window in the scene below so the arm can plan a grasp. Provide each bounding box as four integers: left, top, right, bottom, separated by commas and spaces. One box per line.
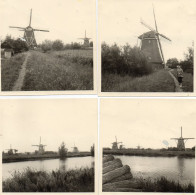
148, 56, 151, 60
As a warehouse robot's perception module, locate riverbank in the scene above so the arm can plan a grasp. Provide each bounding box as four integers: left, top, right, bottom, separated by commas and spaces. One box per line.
3, 152, 92, 163
3, 167, 94, 192
103, 149, 195, 158
102, 155, 194, 192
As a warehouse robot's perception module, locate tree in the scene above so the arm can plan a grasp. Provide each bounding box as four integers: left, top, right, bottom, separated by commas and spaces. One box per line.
180, 46, 194, 74
166, 58, 179, 69
41, 40, 53, 52
58, 142, 68, 159
52, 39, 64, 51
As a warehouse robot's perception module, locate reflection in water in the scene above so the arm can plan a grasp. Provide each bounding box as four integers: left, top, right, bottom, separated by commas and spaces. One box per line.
115, 155, 194, 185
59, 159, 67, 172
177, 158, 185, 179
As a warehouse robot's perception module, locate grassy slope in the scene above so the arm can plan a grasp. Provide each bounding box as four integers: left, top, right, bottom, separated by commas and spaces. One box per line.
170, 69, 193, 92
1, 53, 26, 91
3, 168, 94, 192
102, 69, 175, 92
22, 50, 93, 91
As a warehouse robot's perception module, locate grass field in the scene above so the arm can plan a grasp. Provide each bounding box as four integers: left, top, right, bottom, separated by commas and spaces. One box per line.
22, 50, 93, 91
1, 49, 93, 91
51, 49, 93, 58
170, 69, 193, 92
3, 167, 94, 192
1, 53, 26, 91
102, 69, 175, 92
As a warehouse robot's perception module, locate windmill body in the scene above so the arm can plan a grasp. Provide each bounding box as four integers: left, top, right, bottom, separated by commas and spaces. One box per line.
139, 6, 171, 69
111, 136, 122, 150
78, 30, 91, 47
72, 144, 79, 153
9, 9, 49, 49
138, 31, 163, 66
171, 127, 194, 151
32, 137, 47, 155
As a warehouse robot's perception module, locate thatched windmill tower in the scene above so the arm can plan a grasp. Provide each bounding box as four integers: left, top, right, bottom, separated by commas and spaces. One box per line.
139, 5, 171, 69
9, 9, 49, 48
171, 127, 194, 150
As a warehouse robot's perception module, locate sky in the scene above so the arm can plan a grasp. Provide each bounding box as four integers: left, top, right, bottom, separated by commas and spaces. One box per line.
0, 99, 97, 153
101, 99, 196, 149
99, 0, 196, 61
0, 0, 94, 44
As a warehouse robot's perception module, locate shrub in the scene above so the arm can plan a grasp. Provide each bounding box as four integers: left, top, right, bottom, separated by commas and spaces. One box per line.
101, 43, 152, 77
52, 40, 64, 51
41, 40, 53, 52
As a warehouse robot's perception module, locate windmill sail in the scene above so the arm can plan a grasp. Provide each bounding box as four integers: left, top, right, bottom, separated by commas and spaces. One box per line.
9, 9, 49, 48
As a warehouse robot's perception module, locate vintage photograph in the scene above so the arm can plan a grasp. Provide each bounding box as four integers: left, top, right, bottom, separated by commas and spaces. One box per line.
101, 99, 195, 192
100, 0, 195, 93
0, 0, 95, 92
1, 99, 97, 192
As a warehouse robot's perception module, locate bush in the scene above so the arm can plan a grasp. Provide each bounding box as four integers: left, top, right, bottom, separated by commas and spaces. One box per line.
52, 40, 64, 51
41, 40, 53, 52
1, 35, 28, 54
101, 43, 152, 77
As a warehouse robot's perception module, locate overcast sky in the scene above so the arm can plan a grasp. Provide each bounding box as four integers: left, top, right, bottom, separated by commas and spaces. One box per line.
101, 99, 196, 149
1, 99, 97, 153
0, 0, 94, 44
99, 0, 196, 61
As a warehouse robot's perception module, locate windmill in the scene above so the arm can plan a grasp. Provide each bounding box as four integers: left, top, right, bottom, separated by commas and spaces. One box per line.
72, 143, 79, 153
111, 136, 122, 150
171, 127, 194, 151
9, 9, 49, 49
6, 145, 18, 155
78, 30, 91, 47
32, 137, 47, 154
139, 5, 171, 68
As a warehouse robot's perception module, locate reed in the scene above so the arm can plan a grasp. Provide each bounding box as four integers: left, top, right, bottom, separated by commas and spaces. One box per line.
3, 167, 94, 192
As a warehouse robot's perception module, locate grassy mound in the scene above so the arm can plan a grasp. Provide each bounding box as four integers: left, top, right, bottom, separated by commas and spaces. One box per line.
3, 167, 94, 192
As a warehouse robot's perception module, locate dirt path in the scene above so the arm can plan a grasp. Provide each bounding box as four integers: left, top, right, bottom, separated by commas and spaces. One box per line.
168, 69, 183, 92
12, 52, 30, 91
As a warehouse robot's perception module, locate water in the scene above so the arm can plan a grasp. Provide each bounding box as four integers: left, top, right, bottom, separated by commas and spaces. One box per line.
3, 156, 94, 180
115, 155, 194, 185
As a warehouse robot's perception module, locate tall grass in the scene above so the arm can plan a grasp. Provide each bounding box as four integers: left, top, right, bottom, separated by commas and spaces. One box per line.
1, 53, 26, 91
22, 51, 93, 91
137, 176, 194, 192
3, 167, 94, 192
102, 69, 175, 92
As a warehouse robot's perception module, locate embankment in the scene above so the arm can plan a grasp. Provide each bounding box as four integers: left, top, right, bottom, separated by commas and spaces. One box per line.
103, 149, 195, 158
3, 152, 92, 163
